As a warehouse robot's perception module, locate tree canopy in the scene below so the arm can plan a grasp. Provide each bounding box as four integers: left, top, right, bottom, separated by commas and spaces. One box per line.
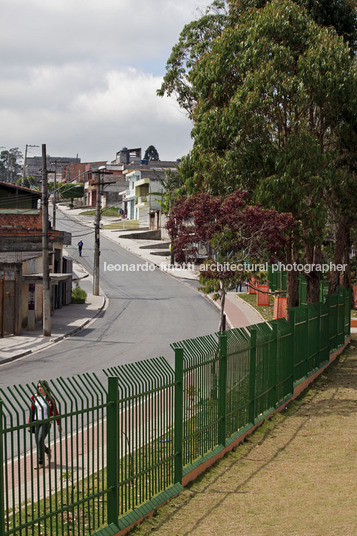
160, 0, 357, 305
144, 145, 160, 161
167, 190, 294, 329
159, 0, 357, 120
0, 148, 23, 184
50, 182, 84, 200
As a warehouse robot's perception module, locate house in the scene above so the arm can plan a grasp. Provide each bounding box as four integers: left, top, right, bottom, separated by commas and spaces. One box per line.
0, 182, 71, 336
25, 155, 81, 183
63, 161, 129, 209
62, 161, 105, 207
122, 160, 177, 230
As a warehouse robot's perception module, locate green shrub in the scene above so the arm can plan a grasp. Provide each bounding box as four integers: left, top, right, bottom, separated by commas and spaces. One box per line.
71, 287, 87, 304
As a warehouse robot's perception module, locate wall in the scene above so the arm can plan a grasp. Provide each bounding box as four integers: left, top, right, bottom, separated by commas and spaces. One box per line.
21, 256, 43, 325
0, 211, 42, 231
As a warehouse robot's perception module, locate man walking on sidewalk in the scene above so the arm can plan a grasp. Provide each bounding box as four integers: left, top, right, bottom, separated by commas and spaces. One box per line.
78, 240, 83, 256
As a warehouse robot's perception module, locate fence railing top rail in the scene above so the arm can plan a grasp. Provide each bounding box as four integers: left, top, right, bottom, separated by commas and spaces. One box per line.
103, 355, 174, 396
0, 372, 107, 420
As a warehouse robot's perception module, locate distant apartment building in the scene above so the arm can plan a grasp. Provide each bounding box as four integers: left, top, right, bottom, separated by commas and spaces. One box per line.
25, 155, 81, 182
0, 182, 71, 335
117, 148, 178, 229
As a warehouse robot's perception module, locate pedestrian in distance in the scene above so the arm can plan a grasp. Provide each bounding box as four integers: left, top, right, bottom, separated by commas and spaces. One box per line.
28, 380, 61, 469
235, 279, 242, 292
78, 240, 83, 256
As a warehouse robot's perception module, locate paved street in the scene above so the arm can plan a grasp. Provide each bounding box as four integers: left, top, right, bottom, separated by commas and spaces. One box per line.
0, 209, 221, 387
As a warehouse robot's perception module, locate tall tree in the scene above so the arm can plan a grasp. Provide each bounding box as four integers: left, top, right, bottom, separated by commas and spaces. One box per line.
159, 0, 357, 119
324, 110, 357, 296
161, 0, 357, 306
157, 1, 229, 118
143, 145, 160, 161
167, 191, 294, 330
0, 148, 23, 184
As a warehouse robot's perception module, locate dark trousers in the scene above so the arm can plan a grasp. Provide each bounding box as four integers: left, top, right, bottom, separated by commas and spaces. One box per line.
78, 247, 82, 256
35, 423, 50, 464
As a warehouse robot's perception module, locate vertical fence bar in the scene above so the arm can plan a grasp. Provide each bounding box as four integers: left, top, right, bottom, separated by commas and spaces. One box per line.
303, 305, 309, 376
218, 334, 227, 447
174, 347, 183, 484
271, 322, 278, 407
107, 376, 119, 526
249, 328, 257, 425
0, 400, 4, 536
289, 308, 296, 383
347, 288, 351, 336
316, 302, 322, 367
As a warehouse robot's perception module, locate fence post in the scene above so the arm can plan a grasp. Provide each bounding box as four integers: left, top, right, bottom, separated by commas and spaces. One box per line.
288, 308, 296, 387
0, 400, 4, 536
249, 327, 257, 425
107, 377, 119, 526
338, 287, 346, 346
347, 287, 352, 337
271, 322, 278, 408
174, 347, 184, 484
316, 302, 322, 368
218, 334, 227, 447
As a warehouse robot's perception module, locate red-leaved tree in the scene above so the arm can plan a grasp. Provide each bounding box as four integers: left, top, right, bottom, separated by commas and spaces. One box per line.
167, 191, 295, 331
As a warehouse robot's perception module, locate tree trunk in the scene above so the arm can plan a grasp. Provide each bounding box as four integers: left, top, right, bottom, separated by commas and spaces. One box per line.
286, 239, 299, 310
305, 243, 322, 304
329, 220, 349, 294
219, 283, 226, 332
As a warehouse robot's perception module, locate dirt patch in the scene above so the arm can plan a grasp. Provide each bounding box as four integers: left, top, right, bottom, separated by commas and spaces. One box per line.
132, 337, 357, 536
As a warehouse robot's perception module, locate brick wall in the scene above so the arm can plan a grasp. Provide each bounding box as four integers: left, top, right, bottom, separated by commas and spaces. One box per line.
0, 212, 42, 232
0, 211, 65, 242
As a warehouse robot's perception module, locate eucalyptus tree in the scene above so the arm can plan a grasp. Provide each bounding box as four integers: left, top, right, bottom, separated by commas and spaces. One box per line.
159, 0, 357, 306
0, 148, 23, 184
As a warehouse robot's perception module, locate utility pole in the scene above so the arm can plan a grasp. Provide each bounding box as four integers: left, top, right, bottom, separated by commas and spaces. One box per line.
92, 168, 115, 296
93, 171, 101, 296
42, 144, 51, 336
53, 160, 57, 229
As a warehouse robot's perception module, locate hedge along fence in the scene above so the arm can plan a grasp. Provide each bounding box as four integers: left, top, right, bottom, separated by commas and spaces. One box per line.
0, 288, 351, 536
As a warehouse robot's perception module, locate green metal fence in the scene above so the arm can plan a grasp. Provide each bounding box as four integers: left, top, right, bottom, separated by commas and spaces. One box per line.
0, 374, 107, 536
0, 288, 351, 536
103, 357, 176, 527
268, 267, 330, 304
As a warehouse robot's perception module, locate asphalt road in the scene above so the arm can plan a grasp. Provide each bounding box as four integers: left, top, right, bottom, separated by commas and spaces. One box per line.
0, 210, 219, 386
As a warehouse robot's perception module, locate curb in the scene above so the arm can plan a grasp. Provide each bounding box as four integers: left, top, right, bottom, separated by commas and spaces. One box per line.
204, 294, 233, 330
0, 296, 107, 366
235, 294, 266, 323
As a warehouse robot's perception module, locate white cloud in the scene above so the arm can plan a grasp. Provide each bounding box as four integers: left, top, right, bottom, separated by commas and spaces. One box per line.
0, 0, 208, 162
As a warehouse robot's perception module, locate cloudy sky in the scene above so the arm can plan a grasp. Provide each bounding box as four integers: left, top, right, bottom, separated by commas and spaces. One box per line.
0, 0, 210, 164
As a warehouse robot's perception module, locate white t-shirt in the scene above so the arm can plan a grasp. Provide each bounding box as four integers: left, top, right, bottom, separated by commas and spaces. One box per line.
33, 395, 49, 421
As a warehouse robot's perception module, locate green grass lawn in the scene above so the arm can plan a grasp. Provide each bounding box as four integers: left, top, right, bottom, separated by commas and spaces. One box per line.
102, 220, 140, 230
238, 292, 275, 322
79, 207, 120, 217
131, 336, 357, 536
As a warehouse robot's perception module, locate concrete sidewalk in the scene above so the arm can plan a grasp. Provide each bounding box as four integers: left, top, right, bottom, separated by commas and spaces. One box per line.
0, 262, 106, 365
